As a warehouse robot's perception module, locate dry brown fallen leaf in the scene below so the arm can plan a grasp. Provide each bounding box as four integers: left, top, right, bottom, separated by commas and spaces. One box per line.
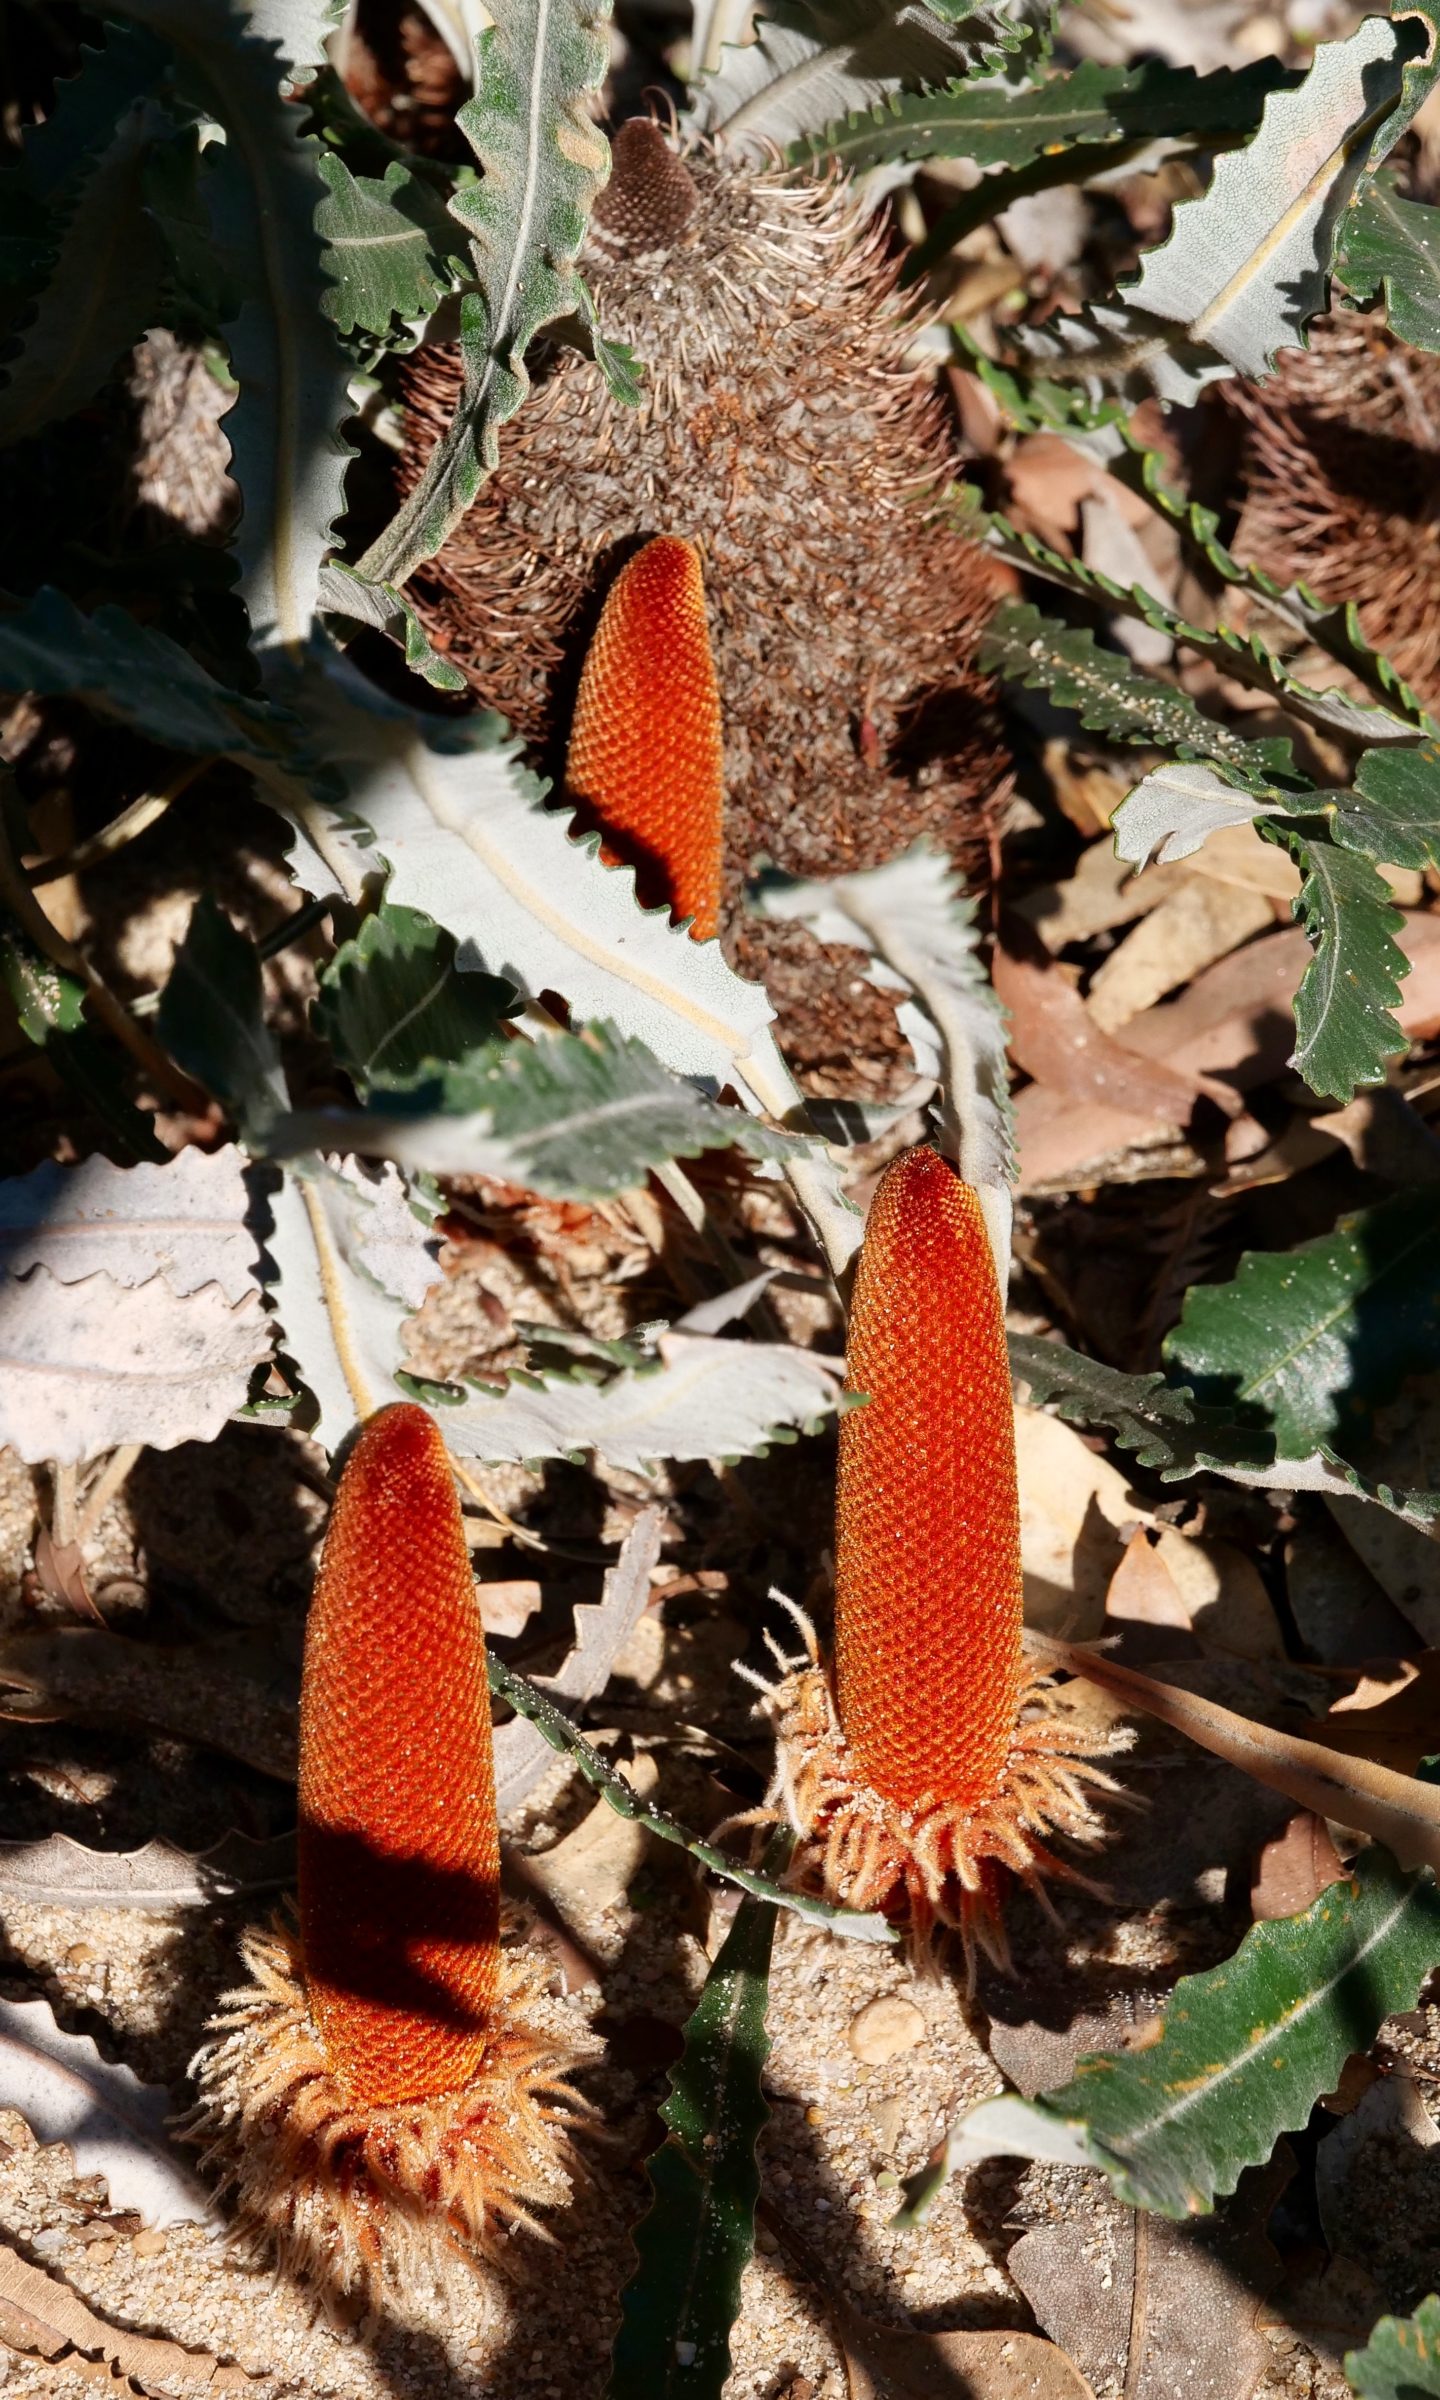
1013, 840, 1184, 954
523, 1752, 658, 1926
1284, 1511, 1415, 1664
1027, 1630, 1440, 1871
0, 2241, 255, 2393
1008, 2152, 1289, 2400
1103, 1528, 1200, 1661
1086, 877, 1274, 1034
1250, 1811, 1346, 1921
1015, 1406, 1145, 1639
0, 1626, 299, 1779
994, 920, 1236, 1129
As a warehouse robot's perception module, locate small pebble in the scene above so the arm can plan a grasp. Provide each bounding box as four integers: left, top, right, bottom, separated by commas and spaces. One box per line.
846, 1993, 925, 2066
131, 2229, 168, 2259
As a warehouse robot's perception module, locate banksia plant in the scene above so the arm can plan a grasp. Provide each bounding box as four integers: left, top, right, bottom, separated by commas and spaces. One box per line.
188, 1403, 588, 2316
744, 1148, 1125, 1969
1229, 314, 1440, 705
564, 535, 725, 942
398, 116, 1005, 1086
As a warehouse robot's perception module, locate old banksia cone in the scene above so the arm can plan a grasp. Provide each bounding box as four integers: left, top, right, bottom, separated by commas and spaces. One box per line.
748, 1149, 1125, 1968
190, 1404, 587, 2314
400, 117, 1004, 1086
564, 535, 724, 942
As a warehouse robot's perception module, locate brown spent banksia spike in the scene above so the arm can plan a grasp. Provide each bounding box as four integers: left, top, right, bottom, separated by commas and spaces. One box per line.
742, 1147, 1127, 1970
189, 1403, 589, 2314
398, 116, 1006, 1088
564, 534, 725, 942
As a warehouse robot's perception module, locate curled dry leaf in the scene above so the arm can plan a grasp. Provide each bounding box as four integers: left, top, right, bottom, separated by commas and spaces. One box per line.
493, 1505, 663, 1812
0, 2240, 251, 2392
0, 1830, 297, 1910
1251, 1813, 1346, 1923
0, 1269, 270, 1467
1026, 1629, 1440, 1872
994, 917, 1238, 1126
0, 1628, 299, 1781
837, 2315, 1098, 2400
0, 1995, 212, 2228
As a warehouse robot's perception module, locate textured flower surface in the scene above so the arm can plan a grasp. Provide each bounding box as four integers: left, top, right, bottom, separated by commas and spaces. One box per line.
189, 1403, 588, 2316
746, 1148, 1126, 1967
565, 535, 724, 941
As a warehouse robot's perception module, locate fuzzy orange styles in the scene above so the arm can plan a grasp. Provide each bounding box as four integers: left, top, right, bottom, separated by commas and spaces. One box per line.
299, 1401, 500, 2107
564, 535, 724, 940
835, 1148, 1021, 1810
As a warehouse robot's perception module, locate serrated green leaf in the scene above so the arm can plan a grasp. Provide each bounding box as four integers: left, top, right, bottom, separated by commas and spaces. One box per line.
1165, 1186, 1440, 1458
355, 0, 613, 588
1325, 742, 1440, 871
488, 1654, 895, 1940
1347, 2295, 1440, 2400
792, 52, 1282, 176
1019, 14, 1423, 404
694, 0, 1017, 152
111, 0, 352, 655
155, 896, 287, 1132
0, 589, 287, 760
979, 601, 1288, 780
317, 903, 515, 1090
21, 22, 176, 201
910, 1850, 1440, 2222
1285, 829, 1409, 1101
1008, 1334, 1275, 1479
607, 1834, 785, 2399
573, 270, 644, 407
315, 153, 466, 336
1336, 166, 1440, 349
0, 99, 166, 449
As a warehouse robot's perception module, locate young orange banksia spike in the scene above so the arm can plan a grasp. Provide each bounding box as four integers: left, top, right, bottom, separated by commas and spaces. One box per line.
751, 1148, 1126, 1969
189, 1404, 588, 2316
564, 534, 724, 941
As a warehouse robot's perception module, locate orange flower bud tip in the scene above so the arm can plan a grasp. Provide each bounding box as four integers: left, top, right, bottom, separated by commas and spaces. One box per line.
565, 534, 725, 943
736, 1149, 1130, 1975
187, 1402, 594, 2318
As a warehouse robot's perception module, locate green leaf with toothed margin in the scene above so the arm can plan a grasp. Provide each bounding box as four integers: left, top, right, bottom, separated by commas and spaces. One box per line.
1284, 829, 1410, 1102
900, 1849, 1440, 2224
606, 1829, 789, 2399
1347, 2295, 1440, 2400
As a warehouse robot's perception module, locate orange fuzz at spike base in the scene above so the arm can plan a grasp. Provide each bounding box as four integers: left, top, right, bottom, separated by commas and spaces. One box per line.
835, 1146, 1021, 1810
298, 1401, 501, 2107
564, 535, 724, 941
187, 1404, 589, 2318
738, 1147, 1128, 1968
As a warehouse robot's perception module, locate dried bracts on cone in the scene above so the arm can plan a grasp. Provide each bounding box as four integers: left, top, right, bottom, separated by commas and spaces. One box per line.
397, 117, 1007, 1087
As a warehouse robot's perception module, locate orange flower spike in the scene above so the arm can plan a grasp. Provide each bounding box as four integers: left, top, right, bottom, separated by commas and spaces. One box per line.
188, 1405, 590, 2318
564, 535, 725, 941
298, 1401, 501, 2107
744, 1144, 1129, 1966
834, 1146, 1022, 1811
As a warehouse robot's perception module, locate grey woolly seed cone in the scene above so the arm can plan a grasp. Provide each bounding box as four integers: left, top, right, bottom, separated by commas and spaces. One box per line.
398, 121, 1008, 1094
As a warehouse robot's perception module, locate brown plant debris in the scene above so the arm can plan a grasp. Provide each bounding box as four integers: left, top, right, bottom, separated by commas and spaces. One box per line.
398, 119, 1008, 1087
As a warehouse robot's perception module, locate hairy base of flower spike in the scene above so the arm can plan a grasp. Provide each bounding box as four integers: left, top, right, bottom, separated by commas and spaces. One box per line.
734, 1603, 1131, 1979
187, 1920, 593, 2322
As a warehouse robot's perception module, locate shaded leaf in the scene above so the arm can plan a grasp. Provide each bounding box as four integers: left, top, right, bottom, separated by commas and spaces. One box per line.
0, 1624, 299, 1780
1326, 743, 1440, 873
1166, 1187, 1440, 1457
793, 52, 1283, 176
315, 151, 466, 336
606, 1834, 785, 2398
0, 1147, 258, 1299
1336, 167, 1440, 353
316, 559, 469, 690
909, 1849, 1440, 2221
155, 896, 287, 1132
1008, 1333, 1275, 1479
0, 1994, 212, 2226
0, 587, 285, 759
316, 900, 517, 1088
